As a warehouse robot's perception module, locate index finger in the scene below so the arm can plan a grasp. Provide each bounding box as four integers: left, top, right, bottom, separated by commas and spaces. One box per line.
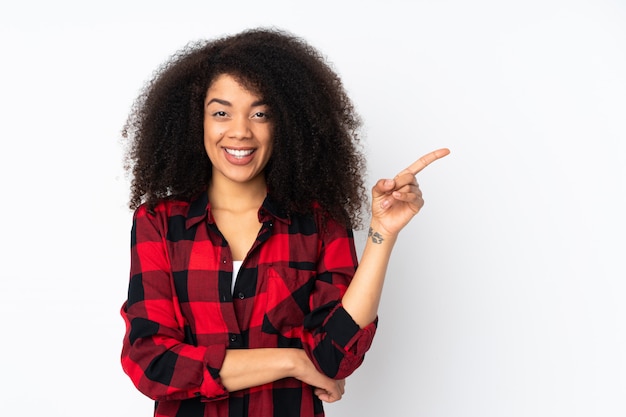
399, 148, 451, 177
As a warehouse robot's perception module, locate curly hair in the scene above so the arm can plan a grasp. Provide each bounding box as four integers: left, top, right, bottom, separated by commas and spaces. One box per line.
122, 27, 368, 228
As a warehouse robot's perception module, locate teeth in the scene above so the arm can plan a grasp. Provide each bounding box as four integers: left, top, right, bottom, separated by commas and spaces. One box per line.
225, 148, 254, 158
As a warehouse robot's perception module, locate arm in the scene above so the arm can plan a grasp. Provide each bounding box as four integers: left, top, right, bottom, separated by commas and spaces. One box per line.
341, 221, 396, 327
342, 148, 450, 327
121, 205, 228, 401
297, 214, 377, 380
218, 348, 293, 391
220, 348, 345, 403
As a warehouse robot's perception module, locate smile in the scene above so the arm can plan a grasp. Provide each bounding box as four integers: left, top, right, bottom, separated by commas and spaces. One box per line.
225, 148, 255, 158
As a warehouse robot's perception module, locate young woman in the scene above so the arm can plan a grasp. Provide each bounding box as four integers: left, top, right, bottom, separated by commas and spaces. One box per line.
120, 27, 449, 417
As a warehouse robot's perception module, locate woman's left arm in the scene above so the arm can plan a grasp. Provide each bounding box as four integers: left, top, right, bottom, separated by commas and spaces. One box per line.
342, 148, 450, 327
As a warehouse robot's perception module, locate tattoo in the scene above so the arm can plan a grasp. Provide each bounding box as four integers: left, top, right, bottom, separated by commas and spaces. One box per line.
368, 227, 384, 244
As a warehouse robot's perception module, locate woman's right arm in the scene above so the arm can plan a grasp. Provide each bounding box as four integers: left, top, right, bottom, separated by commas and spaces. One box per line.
220, 348, 345, 402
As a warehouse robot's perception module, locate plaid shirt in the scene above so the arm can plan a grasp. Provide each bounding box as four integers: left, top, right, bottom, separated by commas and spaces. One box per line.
121, 191, 377, 417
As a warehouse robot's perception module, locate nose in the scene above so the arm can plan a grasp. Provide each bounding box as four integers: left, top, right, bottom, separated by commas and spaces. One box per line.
226, 115, 252, 140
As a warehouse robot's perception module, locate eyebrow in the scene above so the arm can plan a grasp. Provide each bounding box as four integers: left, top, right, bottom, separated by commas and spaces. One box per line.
205, 98, 267, 107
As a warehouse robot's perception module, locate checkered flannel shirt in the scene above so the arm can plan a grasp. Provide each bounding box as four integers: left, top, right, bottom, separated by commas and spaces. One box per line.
121, 192, 377, 417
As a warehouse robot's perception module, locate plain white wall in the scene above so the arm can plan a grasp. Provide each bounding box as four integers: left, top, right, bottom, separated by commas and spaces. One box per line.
1, 1, 624, 416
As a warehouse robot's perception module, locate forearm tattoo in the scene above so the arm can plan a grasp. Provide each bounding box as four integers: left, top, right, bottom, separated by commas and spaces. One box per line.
368, 227, 384, 244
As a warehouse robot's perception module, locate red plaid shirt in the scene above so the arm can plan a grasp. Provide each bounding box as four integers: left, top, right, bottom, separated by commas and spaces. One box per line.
121, 192, 377, 417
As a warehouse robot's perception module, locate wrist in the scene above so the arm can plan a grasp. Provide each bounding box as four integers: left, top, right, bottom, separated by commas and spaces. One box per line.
367, 222, 398, 245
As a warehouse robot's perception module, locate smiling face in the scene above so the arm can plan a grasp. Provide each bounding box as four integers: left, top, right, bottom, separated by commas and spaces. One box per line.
203, 74, 274, 187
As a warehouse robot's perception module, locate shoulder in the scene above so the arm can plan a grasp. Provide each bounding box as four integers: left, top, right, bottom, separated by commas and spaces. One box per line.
131, 193, 208, 236
133, 198, 194, 221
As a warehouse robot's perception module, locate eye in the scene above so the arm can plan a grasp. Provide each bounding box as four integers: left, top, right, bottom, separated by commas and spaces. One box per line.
213, 111, 228, 117
252, 111, 270, 120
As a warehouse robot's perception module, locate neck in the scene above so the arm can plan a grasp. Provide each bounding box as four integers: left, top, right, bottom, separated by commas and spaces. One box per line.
208, 174, 267, 212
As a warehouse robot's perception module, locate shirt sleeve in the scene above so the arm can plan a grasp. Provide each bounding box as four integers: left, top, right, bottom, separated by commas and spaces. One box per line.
120, 205, 229, 402
300, 213, 378, 379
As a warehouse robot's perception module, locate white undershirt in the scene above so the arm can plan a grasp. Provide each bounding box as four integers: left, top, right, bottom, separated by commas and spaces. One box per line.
232, 260, 243, 294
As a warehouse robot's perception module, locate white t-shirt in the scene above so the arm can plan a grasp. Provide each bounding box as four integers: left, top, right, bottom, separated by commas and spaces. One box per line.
232, 260, 243, 294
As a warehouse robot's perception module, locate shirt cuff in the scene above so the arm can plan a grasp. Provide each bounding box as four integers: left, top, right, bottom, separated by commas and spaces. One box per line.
324, 304, 377, 354
199, 344, 229, 401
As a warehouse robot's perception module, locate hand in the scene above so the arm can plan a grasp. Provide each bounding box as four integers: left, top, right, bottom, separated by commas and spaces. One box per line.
371, 148, 450, 237
313, 379, 345, 403
291, 350, 346, 403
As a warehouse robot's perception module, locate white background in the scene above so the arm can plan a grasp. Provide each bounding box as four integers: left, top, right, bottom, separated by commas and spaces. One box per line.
1, 1, 624, 416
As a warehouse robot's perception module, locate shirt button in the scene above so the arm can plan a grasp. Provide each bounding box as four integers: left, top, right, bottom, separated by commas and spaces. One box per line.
230, 335, 238, 342
238, 292, 245, 299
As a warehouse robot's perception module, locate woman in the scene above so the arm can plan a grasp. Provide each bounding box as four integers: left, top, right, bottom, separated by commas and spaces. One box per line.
120, 27, 449, 417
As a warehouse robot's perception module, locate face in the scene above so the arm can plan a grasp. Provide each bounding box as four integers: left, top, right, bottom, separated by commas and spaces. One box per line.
204, 74, 274, 186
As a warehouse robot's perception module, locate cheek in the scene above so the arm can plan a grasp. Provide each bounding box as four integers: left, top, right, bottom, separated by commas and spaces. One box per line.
203, 123, 223, 145
202, 129, 217, 159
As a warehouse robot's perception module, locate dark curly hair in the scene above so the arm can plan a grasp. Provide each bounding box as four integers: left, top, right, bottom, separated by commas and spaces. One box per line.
122, 27, 368, 228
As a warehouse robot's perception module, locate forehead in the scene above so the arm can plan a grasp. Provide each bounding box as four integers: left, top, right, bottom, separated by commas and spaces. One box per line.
206, 73, 262, 99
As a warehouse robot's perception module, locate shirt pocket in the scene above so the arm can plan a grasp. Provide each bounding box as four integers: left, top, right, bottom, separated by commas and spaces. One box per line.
262, 265, 316, 334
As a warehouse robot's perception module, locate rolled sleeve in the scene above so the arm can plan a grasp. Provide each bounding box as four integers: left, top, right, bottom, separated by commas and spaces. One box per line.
309, 303, 377, 379
199, 344, 229, 401
121, 304, 231, 402
324, 304, 376, 353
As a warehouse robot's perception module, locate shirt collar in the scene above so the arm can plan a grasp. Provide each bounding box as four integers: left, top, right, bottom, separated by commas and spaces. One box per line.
184, 190, 291, 229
